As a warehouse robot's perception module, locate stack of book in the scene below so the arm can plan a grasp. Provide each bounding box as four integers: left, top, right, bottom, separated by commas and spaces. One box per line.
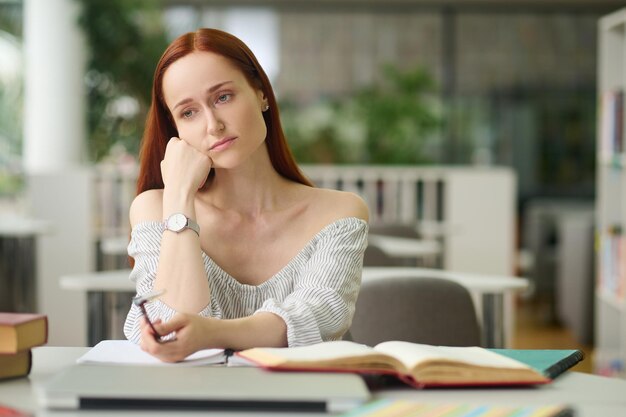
0, 312, 48, 380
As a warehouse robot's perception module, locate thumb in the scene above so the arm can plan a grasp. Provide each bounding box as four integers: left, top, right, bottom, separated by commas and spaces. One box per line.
153, 314, 186, 336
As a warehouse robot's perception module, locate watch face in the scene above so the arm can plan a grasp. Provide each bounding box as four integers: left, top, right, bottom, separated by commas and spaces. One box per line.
167, 213, 187, 232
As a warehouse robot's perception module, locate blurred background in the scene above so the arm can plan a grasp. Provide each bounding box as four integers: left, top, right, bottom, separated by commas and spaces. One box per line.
1, 0, 626, 377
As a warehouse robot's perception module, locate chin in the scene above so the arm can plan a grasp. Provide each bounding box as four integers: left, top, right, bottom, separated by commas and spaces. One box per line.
210, 157, 244, 171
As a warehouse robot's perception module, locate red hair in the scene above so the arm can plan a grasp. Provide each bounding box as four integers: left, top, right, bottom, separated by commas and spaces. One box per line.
136, 28, 313, 195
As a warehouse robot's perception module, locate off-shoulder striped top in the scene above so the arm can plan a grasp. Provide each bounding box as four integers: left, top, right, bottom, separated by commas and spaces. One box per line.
123, 217, 368, 347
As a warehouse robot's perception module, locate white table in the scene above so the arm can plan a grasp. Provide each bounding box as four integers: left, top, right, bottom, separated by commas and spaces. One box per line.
0, 347, 625, 417
368, 234, 441, 266
60, 267, 527, 348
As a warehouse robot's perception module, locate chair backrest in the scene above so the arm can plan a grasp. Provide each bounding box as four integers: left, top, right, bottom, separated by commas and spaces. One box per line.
362, 244, 400, 267
349, 276, 481, 347
369, 224, 420, 239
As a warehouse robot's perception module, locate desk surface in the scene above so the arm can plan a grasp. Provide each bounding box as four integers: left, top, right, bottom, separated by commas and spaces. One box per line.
0, 215, 52, 237
60, 267, 528, 294
0, 347, 624, 417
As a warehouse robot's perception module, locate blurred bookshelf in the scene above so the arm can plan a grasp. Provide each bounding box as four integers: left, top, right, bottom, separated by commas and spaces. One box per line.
595, 7, 626, 379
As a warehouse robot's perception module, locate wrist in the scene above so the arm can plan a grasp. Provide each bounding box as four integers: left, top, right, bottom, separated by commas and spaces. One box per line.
206, 317, 231, 349
162, 187, 195, 218
163, 213, 200, 236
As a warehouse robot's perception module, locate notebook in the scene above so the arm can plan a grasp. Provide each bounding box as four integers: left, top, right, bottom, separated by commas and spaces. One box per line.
37, 364, 370, 413
490, 349, 584, 379
76, 340, 226, 366
341, 399, 574, 417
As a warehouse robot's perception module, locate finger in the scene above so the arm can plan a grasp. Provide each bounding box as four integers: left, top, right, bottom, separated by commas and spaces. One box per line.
140, 316, 151, 334
165, 136, 180, 150
140, 320, 159, 352
139, 320, 148, 350
141, 332, 182, 362
153, 314, 186, 336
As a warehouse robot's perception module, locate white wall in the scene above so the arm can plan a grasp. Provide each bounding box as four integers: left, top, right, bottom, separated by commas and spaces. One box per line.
25, 171, 94, 346
22, 0, 93, 346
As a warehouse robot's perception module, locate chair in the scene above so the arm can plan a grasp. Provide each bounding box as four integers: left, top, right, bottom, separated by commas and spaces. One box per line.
348, 276, 481, 347
369, 223, 420, 239
362, 244, 400, 267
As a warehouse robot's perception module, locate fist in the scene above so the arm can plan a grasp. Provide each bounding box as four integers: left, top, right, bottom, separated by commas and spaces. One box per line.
161, 137, 212, 193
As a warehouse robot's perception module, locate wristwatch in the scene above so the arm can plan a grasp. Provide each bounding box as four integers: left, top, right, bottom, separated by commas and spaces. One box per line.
163, 213, 200, 236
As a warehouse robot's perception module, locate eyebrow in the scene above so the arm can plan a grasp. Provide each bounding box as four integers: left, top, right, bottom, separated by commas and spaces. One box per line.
172, 81, 234, 111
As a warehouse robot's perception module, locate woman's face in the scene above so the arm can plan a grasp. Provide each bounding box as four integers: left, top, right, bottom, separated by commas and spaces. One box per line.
162, 51, 268, 168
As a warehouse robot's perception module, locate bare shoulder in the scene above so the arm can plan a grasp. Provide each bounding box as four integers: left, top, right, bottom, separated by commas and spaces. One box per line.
129, 189, 163, 226
308, 188, 369, 223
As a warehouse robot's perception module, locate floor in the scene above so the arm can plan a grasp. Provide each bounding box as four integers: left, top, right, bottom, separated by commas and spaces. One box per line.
511, 298, 593, 374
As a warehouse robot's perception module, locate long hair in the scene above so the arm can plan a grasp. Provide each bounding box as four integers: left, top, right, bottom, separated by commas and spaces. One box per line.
135, 28, 313, 195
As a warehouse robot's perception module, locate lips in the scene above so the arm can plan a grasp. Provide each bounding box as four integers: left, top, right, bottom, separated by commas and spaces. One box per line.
209, 136, 237, 151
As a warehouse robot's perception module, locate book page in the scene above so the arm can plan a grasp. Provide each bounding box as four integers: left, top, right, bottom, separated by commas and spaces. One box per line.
250, 341, 376, 361
77, 340, 225, 366
374, 341, 531, 370
237, 340, 406, 371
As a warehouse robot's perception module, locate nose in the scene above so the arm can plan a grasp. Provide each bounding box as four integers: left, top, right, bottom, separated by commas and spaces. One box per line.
206, 109, 225, 136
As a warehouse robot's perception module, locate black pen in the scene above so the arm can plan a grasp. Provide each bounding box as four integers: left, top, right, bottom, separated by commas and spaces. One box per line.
132, 289, 167, 342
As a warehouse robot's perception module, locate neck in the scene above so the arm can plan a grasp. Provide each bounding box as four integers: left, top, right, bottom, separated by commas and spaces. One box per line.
202, 150, 298, 218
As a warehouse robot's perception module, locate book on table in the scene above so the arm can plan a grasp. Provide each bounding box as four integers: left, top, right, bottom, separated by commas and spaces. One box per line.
0, 350, 32, 381
236, 340, 584, 388
0, 312, 48, 353
0, 312, 48, 381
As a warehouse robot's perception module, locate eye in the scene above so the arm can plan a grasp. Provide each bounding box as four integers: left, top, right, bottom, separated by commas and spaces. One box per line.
181, 109, 194, 119
216, 93, 232, 104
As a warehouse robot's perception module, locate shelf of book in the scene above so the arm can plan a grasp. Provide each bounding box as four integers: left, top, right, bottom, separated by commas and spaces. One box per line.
598, 153, 626, 168
596, 7, 626, 380
594, 348, 626, 379
597, 287, 625, 312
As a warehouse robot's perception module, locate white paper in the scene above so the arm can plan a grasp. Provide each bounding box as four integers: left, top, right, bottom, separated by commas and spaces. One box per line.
77, 340, 226, 366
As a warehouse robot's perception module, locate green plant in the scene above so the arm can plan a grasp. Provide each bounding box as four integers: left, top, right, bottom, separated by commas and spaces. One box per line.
0, 7, 24, 196
76, 0, 168, 162
281, 98, 366, 164
282, 65, 441, 165
351, 65, 441, 164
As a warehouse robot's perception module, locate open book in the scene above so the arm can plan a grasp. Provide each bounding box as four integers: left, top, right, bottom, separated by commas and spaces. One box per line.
236, 341, 583, 388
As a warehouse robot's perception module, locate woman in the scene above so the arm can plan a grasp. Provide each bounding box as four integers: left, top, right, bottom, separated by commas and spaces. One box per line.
123, 28, 369, 362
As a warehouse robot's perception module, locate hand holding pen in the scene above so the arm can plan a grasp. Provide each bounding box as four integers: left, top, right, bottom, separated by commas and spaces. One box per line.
132, 289, 173, 343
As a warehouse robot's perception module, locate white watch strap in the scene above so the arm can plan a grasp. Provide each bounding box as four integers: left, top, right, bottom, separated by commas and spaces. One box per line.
185, 217, 200, 236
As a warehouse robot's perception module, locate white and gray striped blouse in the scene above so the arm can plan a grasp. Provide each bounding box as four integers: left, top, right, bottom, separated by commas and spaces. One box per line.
123, 217, 368, 347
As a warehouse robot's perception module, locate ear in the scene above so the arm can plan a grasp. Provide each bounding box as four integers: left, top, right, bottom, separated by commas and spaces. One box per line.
257, 90, 268, 109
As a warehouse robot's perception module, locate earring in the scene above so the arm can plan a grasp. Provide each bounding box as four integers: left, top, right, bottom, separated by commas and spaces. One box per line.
263, 104, 270, 112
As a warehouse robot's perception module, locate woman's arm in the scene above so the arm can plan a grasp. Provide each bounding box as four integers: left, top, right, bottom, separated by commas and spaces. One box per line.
129, 188, 210, 314
147, 137, 212, 313
139, 312, 287, 362
123, 189, 214, 344
259, 218, 368, 347
124, 138, 212, 344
